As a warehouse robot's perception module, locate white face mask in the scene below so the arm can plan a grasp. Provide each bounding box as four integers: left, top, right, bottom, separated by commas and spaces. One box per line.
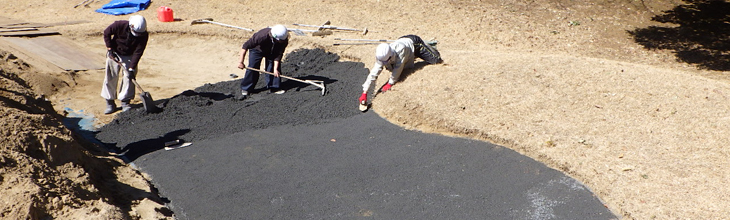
130, 26, 139, 36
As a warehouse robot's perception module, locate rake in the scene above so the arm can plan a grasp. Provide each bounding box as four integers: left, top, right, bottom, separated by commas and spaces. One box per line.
243, 67, 326, 96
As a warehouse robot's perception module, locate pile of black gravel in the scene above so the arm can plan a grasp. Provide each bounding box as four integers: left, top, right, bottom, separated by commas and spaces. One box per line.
95, 48, 368, 161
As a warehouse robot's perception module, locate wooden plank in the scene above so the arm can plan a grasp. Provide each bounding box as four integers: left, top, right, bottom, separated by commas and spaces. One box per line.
0, 24, 43, 29
0, 26, 37, 29
0, 28, 59, 37
0, 20, 89, 29
31, 35, 105, 70
0, 28, 38, 33
0, 36, 104, 71
1, 37, 86, 70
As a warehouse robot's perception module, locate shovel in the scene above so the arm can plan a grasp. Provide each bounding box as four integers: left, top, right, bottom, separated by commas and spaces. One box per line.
111, 53, 161, 113
243, 67, 326, 96
128, 77, 160, 113
191, 18, 254, 32
293, 23, 369, 35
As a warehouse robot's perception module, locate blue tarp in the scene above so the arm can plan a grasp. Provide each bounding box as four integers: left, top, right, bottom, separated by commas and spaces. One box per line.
95, 0, 150, 15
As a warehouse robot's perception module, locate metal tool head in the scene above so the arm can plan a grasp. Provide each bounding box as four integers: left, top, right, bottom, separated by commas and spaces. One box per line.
191, 18, 213, 25
305, 80, 326, 96
138, 91, 162, 113
320, 82, 326, 96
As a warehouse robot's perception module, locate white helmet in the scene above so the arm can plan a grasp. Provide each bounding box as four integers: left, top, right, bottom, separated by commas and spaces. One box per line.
270, 25, 288, 41
375, 43, 393, 64
129, 15, 147, 36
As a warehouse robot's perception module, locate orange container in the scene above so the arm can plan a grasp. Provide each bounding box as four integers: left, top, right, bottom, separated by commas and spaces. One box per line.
157, 6, 174, 22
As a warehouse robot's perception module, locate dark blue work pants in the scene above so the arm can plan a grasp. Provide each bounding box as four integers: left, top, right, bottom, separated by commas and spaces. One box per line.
240, 49, 281, 92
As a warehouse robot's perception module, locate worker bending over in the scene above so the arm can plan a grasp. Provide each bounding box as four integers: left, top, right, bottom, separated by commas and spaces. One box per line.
101, 15, 148, 114
359, 35, 442, 108
236, 25, 289, 99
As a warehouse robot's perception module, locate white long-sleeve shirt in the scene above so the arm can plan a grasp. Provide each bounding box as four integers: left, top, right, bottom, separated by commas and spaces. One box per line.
362, 37, 415, 92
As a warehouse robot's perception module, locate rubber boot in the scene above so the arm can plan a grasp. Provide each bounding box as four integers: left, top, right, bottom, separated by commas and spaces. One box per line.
104, 100, 116, 114
121, 99, 131, 112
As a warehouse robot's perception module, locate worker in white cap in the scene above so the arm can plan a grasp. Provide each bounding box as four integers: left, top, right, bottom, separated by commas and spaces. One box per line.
101, 15, 148, 114
359, 35, 442, 110
236, 24, 290, 99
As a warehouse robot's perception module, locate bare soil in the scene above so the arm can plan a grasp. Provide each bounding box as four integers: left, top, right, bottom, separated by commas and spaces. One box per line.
1, 0, 729, 219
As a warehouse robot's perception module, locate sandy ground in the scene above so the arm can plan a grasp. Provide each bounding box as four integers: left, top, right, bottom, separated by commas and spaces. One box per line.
2, 0, 730, 219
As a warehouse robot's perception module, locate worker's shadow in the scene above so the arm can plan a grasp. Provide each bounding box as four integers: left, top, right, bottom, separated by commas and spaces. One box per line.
280, 75, 336, 93
628, 0, 730, 70
178, 90, 233, 101
110, 129, 191, 162
157, 90, 233, 108
396, 61, 431, 83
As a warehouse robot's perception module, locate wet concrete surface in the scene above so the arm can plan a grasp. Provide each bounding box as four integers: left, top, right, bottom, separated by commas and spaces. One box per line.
94, 49, 616, 219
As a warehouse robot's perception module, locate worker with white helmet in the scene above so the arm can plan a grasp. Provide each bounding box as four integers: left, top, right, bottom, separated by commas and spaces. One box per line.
101, 15, 148, 114
236, 24, 290, 99
359, 35, 442, 110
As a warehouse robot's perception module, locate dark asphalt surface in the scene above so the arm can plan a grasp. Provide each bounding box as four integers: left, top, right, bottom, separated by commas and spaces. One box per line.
93, 49, 616, 219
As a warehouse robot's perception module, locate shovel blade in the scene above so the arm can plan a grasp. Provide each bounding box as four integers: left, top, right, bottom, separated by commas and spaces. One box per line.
138, 92, 161, 113
191, 18, 213, 25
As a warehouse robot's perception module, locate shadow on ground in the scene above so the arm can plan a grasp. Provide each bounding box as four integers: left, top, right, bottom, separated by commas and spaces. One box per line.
629, 0, 730, 70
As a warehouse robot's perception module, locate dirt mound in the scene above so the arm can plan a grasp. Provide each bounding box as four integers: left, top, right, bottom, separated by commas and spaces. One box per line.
0, 50, 171, 219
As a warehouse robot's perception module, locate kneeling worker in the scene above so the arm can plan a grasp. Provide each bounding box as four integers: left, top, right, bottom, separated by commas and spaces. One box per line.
358, 35, 442, 111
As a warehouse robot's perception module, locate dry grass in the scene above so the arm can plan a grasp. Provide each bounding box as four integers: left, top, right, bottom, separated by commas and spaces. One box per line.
2, 0, 730, 219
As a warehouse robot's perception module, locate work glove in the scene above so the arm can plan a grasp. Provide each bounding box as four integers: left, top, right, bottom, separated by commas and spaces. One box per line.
359, 93, 367, 105
106, 50, 119, 62
127, 68, 136, 80
381, 83, 393, 92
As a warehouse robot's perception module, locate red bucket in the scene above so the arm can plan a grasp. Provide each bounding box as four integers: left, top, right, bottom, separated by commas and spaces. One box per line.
157, 6, 174, 22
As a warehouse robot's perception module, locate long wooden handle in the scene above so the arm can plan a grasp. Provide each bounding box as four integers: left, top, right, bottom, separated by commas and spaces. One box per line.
243, 67, 309, 84
243, 66, 326, 95
130, 78, 145, 93
111, 56, 146, 93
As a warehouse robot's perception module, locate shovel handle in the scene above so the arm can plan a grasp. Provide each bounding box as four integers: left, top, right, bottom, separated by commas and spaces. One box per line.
191, 18, 253, 32
110, 53, 146, 93
333, 38, 393, 42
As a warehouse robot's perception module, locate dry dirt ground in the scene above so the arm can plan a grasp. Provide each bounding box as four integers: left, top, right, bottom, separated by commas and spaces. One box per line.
2, 0, 730, 219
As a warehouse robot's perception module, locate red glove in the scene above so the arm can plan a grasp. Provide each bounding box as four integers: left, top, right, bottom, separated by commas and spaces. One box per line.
381, 83, 393, 92
359, 93, 367, 105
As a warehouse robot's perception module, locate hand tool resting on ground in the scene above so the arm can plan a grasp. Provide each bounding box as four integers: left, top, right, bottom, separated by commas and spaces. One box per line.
243, 67, 326, 96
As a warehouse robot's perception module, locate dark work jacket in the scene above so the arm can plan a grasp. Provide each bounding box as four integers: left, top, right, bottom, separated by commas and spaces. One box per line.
103, 20, 148, 69
241, 27, 289, 62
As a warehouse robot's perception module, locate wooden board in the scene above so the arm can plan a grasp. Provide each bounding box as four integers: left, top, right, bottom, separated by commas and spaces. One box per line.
0, 28, 38, 33
0, 20, 89, 29
0, 35, 104, 71
0, 28, 59, 36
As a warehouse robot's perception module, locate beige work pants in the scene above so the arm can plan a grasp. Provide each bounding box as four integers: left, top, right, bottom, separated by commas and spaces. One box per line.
100, 55, 135, 101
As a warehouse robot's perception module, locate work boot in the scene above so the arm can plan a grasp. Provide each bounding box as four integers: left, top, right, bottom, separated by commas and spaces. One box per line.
239, 90, 248, 100
104, 100, 116, 114
121, 100, 132, 112
271, 89, 286, 94
359, 93, 367, 105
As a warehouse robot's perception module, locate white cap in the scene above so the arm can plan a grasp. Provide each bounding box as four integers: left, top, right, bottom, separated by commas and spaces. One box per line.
270, 25, 288, 41
129, 15, 147, 36
375, 43, 393, 64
